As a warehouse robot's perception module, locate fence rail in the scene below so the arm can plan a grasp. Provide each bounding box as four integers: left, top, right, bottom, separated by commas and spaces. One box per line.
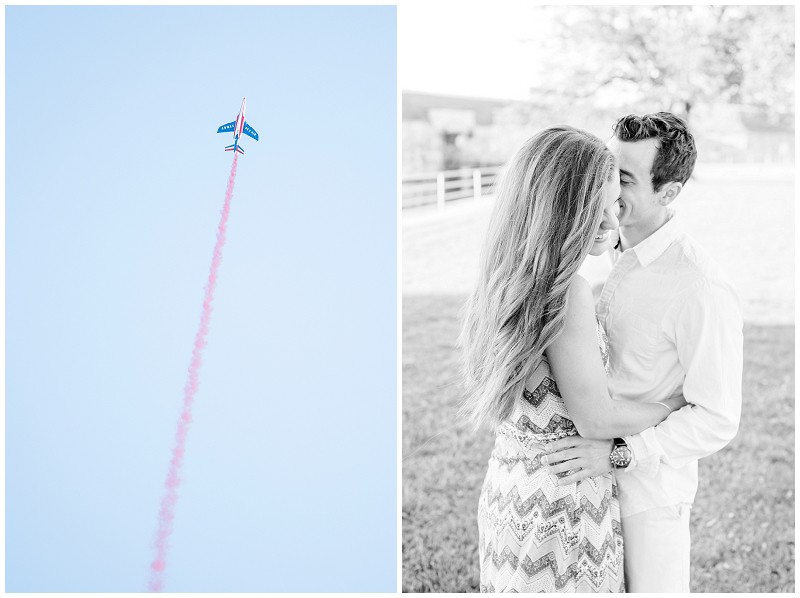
402, 166, 503, 210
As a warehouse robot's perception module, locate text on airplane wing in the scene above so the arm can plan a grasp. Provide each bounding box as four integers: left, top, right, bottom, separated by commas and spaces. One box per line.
243, 122, 259, 141
217, 121, 236, 133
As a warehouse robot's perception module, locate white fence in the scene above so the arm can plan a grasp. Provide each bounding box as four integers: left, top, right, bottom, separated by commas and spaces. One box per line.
402, 166, 503, 210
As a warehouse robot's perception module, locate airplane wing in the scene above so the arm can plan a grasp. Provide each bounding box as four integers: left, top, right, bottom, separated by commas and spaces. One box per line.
243, 122, 259, 141
217, 121, 236, 133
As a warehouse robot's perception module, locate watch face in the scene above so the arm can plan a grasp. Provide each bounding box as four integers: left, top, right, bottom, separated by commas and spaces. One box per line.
610, 446, 632, 467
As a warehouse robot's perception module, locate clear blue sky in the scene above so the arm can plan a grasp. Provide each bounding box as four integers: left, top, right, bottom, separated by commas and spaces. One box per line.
6, 6, 396, 592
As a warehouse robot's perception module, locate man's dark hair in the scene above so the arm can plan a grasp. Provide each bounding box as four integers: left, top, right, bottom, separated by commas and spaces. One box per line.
612, 112, 697, 192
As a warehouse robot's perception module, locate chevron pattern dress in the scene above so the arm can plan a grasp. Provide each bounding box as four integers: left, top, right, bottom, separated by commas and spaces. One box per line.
477, 321, 624, 592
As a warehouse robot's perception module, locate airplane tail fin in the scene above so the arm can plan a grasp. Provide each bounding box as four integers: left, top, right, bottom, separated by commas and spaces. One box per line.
225, 144, 245, 155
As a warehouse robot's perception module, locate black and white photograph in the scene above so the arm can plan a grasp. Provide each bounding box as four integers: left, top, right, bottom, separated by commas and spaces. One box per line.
401, 4, 794, 593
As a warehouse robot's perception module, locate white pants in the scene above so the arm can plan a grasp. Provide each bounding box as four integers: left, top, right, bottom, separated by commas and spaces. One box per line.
621, 503, 691, 593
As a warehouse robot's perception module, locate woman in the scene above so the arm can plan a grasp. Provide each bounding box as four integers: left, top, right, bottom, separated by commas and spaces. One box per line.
460, 126, 685, 592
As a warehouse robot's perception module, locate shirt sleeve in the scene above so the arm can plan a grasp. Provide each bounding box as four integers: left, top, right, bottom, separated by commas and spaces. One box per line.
623, 277, 743, 476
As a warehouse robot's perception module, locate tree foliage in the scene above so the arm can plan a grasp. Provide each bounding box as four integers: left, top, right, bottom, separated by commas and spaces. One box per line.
530, 5, 794, 119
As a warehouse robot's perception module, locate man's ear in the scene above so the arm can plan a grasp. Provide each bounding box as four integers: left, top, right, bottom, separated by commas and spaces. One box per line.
659, 181, 683, 206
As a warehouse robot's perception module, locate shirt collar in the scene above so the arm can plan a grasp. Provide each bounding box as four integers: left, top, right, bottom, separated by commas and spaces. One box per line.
618, 208, 681, 267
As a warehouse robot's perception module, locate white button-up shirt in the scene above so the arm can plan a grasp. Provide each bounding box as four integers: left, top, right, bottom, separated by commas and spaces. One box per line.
597, 212, 743, 516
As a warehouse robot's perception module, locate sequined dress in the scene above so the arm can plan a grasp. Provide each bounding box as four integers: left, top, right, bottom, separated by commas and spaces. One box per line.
477, 320, 624, 592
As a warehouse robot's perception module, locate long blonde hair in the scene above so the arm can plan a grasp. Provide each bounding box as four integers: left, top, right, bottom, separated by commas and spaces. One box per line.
459, 125, 615, 431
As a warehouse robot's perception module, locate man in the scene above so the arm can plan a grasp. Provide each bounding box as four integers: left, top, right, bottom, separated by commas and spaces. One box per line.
542, 112, 743, 592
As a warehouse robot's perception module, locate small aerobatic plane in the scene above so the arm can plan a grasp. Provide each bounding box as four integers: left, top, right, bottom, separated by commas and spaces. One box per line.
217, 97, 259, 154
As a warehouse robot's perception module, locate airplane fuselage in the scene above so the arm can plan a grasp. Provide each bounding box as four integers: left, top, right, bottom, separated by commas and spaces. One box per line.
234, 98, 246, 140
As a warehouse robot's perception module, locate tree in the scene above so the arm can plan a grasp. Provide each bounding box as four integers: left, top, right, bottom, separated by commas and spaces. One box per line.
528, 5, 794, 121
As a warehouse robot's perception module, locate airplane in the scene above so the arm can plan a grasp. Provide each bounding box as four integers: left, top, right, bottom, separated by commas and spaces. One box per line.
217, 97, 259, 154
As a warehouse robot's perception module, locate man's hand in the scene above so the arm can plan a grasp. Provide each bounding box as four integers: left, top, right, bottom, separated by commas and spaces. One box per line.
541, 436, 615, 485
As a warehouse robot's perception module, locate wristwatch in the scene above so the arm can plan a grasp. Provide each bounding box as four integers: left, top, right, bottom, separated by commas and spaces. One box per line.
609, 437, 632, 469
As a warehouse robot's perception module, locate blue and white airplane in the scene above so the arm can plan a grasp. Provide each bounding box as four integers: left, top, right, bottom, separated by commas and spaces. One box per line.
217, 97, 259, 154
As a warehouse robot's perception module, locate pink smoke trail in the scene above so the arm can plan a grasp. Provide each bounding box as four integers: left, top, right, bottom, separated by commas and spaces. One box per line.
148, 154, 239, 592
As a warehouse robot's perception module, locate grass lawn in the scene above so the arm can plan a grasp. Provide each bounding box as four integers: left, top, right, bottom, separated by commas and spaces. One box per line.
401, 294, 794, 592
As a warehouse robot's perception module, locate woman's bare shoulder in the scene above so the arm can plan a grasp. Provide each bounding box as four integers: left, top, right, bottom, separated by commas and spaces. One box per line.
567, 275, 594, 312
559, 275, 597, 334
